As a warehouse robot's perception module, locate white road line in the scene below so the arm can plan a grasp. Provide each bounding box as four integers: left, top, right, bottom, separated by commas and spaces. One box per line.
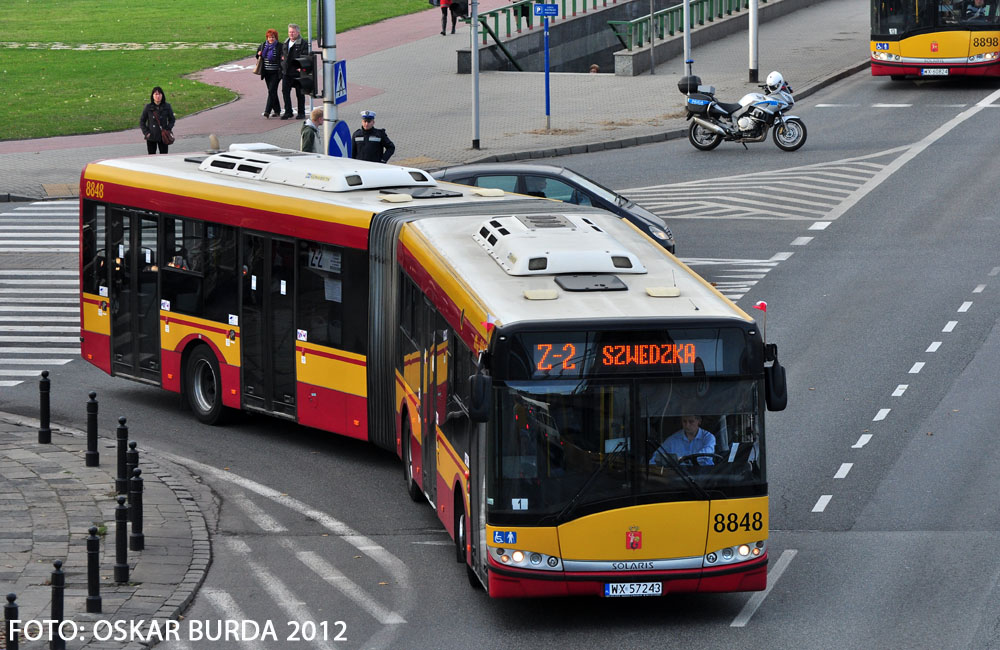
0, 380, 21, 387
926, 341, 941, 352
0, 248, 77, 253
771, 252, 794, 261
809, 221, 831, 230
293, 546, 407, 625
833, 463, 853, 479
0, 337, 78, 343
852, 434, 873, 449
0, 280, 77, 285
958, 301, 973, 312
872, 103, 913, 107
0, 370, 49, 376
909, 362, 925, 374
0, 240, 78, 245
0, 307, 78, 312
411, 540, 452, 546
730, 549, 797, 628
0, 317, 78, 323
892, 384, 908, 397
0, 326, 77, 333
201, 588, 269, 650
229, 492, 288, 533
973, 284, 986, 293
873, 408, 890, 421
990, 267, 1000, 276
0, 358, 72, 364
943, 320, 957, 333
812, 495, 832, 512
0, 348, 78, 354
0, 226, 76, 230
225, 539, 338, 650
790, 236, 813, 246
0, 270, 77, 276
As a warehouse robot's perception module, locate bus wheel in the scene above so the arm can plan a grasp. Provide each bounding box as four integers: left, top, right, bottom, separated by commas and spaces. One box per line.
455, 499, 466, 563
186, 345, 226, 425
402, 421, 423, 503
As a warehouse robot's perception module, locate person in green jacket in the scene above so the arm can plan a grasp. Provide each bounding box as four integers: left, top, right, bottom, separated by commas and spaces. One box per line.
300, 108, 323, 153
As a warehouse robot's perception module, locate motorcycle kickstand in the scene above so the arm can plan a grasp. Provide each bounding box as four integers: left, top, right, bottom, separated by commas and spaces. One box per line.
741, 142, 749, 150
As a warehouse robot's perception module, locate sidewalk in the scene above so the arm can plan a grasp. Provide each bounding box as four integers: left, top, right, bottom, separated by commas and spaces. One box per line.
0, 0, 870, 199
0, 411, 211, 650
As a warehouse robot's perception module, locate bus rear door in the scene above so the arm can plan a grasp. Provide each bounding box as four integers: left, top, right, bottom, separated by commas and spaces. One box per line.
108, 207, 160, 383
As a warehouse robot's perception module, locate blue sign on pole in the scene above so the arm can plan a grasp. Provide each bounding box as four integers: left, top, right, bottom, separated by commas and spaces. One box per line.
328, 119, 352, 158
333, 60, 347, 105
533, 3, 559, 16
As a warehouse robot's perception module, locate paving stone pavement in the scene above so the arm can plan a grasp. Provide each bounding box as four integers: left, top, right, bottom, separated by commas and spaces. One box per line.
0, 412, 214, 650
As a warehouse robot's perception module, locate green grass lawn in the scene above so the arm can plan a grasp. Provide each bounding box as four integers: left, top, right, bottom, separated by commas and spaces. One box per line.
0, 0, 432, 140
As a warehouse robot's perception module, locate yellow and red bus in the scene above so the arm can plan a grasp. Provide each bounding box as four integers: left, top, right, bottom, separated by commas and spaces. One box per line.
872, 0, 1000, 78
80, 147, 787, 598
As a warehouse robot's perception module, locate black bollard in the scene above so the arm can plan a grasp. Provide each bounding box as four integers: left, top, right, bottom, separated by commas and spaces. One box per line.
50, 560, 65, 650
129, 468, 145, 552
38, 370, 51, 444
114, 495, 129, 583
125, 442, 138, 504
115, 417, 128, 494
85, 391, 99, 467
86, 526, 102, 613
5, 593, 19, 650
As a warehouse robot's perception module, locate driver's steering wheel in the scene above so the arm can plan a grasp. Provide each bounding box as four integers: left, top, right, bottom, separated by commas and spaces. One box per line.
678, 453, 726, 466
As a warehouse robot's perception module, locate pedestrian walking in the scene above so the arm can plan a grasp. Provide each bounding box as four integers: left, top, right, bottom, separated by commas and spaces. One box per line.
301, 108, 324, 153
352, 110, 395, 163
256, 29, 283, 118
139, 86, 175, 154
281, 23, 309, 120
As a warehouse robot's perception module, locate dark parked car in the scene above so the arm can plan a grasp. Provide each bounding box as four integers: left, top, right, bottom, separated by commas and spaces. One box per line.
431, 163, 676, 254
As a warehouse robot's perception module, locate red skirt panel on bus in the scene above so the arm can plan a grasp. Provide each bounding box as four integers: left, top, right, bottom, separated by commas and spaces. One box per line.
435, 432, 469, 541
297, 382, 367, 441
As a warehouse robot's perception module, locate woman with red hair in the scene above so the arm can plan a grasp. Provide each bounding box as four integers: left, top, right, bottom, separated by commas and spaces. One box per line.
256, 28, 283, 118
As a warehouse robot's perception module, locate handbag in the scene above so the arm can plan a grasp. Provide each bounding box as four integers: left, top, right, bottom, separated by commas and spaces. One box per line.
153, 111, 175, 145
252, 55, 263, 75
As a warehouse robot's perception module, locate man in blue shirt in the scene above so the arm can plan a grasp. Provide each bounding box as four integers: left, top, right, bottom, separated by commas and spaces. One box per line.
650, 415, 716, 466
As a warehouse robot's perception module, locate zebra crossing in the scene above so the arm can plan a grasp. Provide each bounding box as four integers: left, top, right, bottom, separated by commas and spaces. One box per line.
0, 200, 79, 388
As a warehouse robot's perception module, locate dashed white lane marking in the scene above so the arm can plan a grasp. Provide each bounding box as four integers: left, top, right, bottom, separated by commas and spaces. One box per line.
990, 267, 1000, 276
202, 588, 269, 650
730, 549, 798, 627
873, 103, 913, 107
909, 362, 925, 374
873, 408, 891, 422
833, 463, 853, 479
853, 434, 873, 449
230, 492, 287, 533
892, 384, 908, 397
943, 320, 957, 333
812, 495, 832, 512
771, 251, 794, 261
973, 284, 986, 293
958, 301, 973, 312
292, 545, 407, 625
926, 341, 942, 353
809, 221, 831, 230
791, 236, 813, 246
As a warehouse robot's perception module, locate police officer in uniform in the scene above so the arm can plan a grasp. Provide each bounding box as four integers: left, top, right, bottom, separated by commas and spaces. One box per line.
352, 110, 395, 163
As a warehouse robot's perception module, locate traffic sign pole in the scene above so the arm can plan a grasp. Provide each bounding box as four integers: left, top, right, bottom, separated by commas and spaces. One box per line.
534, 3, 559, 130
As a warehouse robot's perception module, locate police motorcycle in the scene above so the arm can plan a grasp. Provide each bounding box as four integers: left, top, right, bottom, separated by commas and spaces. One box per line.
679, 70, 807, 152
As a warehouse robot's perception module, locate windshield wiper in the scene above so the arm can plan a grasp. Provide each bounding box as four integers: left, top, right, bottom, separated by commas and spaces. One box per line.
649, 447, 711, 501
546, 440, 628, 525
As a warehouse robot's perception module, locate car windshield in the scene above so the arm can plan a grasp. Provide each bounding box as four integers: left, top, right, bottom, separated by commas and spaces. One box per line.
560, 169, 630, 207
487, 378, 764, 524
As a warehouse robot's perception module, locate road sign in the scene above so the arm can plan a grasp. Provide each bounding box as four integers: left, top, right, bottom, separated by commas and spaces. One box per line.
328, 119, 352, 158
533, 3, 558, 16
334, 60, 347, 105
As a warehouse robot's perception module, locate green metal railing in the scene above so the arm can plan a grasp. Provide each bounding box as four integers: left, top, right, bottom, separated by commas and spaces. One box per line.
464, 0, 620, 45
607, 0, 766, 51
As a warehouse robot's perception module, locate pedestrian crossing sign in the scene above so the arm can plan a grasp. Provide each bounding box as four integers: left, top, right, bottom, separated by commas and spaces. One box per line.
334, 60, 347, 105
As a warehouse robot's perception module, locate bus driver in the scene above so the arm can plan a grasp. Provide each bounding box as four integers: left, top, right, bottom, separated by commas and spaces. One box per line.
649, 414, 717, 466
966, 0, 990, 19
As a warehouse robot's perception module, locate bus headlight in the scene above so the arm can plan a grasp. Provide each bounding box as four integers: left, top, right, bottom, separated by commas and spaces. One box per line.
704, 540, 766, 567
489, 547, 563, 571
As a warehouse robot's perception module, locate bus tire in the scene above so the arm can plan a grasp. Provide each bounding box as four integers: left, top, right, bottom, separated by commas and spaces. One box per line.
185, 345, 227, 425
455, 494, 467, 563
402, 420, 423, 503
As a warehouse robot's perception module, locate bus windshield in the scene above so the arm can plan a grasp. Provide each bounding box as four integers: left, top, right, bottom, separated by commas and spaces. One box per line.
873, 0, 999, 33
487, 377, 764, 525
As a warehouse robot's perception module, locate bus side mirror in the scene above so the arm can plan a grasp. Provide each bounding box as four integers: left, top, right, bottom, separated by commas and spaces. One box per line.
468, 373, 492, 423
765, 359, 787, 412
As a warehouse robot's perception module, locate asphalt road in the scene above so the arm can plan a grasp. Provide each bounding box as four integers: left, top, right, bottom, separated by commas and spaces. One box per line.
3, 69, 1000, 649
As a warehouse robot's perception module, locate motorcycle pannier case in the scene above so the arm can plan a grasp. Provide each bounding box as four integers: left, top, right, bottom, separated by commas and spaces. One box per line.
685, 92, 713, 115
677, 75, 702, 94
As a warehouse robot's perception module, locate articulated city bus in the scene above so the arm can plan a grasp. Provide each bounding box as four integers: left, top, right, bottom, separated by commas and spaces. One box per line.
79, 147, 787, 597
872, 0, 1000, 78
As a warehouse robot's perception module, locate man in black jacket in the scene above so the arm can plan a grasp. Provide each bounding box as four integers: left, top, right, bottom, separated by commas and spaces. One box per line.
351, 111, 395, 163
281, 23, 309, 120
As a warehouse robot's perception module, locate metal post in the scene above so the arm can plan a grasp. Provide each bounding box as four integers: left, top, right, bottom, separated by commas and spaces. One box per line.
5, 593, 19, 650
321, 0, 337, 156
649, 0, 655, 74
748, 0, 758, 82
114, 496, 129, 583
307, 0, 314, 113
682, 0, 691, 75
471, 0, 481, 149
115, 417, 128, 494
544, 15, 551, 129
38, 370, 51, 444
86, 391, 99, 467
129, 469, 145, 552
126, 442, 138, 504
86, 526, 102, 613
50, 560, 65, 650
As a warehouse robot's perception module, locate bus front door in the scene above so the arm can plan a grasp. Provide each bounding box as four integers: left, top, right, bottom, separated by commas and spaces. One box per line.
241, 233, 297, 418
108, 207, 161, 383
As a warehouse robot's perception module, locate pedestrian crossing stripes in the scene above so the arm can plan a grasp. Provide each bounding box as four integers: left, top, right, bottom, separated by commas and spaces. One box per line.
620, 149, 906, 222
681, 253, 789, 300
0, 199, 77, 253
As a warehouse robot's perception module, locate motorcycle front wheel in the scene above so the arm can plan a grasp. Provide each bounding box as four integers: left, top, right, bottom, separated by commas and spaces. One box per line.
688, 121, 723, 151
772, 117, 807, 152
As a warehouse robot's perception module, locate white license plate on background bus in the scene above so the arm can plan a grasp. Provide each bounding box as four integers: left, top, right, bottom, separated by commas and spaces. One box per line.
604, 582, 663, 597
921, 68, 949, 76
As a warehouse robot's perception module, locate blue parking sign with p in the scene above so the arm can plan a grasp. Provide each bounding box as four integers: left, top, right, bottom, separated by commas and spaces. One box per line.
534, 3, 558, 16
